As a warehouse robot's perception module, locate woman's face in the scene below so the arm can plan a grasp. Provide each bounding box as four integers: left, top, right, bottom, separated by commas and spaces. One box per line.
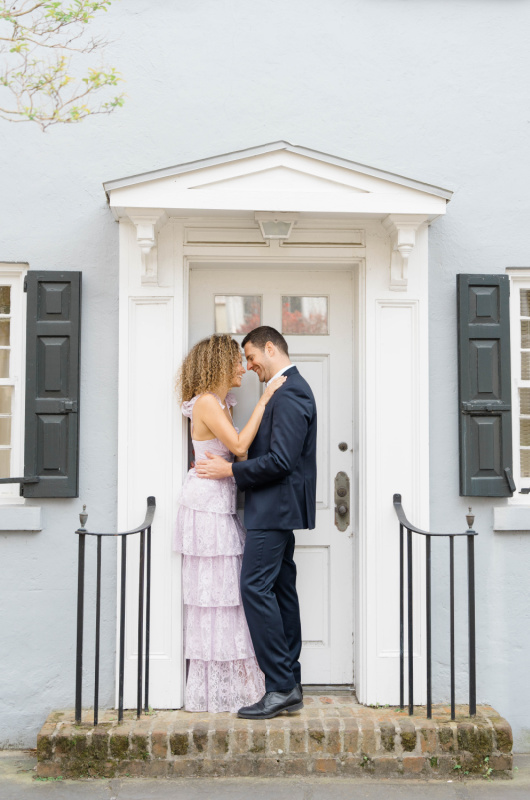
231, 352, 246, 387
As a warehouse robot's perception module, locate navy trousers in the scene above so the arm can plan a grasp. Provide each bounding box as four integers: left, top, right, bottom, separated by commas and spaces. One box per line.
240, 528, 302, 693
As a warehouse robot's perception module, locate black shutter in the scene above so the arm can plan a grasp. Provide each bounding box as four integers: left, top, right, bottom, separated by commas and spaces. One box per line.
23, 272, 81, 497
457, 273, 514, 497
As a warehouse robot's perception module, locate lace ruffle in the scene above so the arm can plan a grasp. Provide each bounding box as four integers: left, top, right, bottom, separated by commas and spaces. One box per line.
174, 506, 244, 555
177, 472, 237, 515
182, 554, 243, 607
184, 603, 256, 661
185, 657, 265, 713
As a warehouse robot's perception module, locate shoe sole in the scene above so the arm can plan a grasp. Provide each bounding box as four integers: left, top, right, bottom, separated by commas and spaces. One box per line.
237, 700, 304, 720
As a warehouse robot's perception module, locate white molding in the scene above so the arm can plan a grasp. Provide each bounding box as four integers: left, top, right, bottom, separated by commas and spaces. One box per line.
382, 215, 429, 291
127, 210, 167, 285
104, 141, 453, 200
493, 505, 530, 531
0, 505, 41, 531
116, 210, 431, 709
0, 263, 28, 503
106, 149, 450, 220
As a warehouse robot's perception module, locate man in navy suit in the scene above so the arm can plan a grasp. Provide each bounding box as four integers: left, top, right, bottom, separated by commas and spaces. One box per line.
196, 326, 317, 719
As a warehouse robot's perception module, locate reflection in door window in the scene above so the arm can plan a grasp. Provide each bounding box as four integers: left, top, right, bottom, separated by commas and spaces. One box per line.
215, 295, 261, 334
282, 296, 328, 334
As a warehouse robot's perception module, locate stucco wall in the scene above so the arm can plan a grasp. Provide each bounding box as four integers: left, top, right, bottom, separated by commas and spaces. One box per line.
1, 0, 529, 749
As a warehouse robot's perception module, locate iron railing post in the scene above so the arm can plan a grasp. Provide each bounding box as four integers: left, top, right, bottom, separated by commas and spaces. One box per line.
426, 534, 432, 719
118, 535, 127, 723
94, 536, 102, 726
467, 533, 477, 716
407, 528, 413, 715
399, 521, 404, 710
145, 525, 152, 713
75, 533, 85, 725
449, 536, 455, 720
137, 529, 145, 719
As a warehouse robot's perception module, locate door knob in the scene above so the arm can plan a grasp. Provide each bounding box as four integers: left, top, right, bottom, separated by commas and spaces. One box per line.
337, 504, 348, 516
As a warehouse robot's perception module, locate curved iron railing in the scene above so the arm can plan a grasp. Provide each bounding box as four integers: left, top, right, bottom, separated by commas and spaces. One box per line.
393, 494, 477, 720
75, 497, 156, 725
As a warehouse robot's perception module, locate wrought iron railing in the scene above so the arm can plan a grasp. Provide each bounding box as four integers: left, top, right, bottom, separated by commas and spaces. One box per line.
393, 494, 477, 720
74, 497, 156, 725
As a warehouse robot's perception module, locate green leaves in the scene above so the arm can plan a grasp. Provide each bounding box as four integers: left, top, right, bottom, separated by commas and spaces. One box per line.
0, 1, 124, 129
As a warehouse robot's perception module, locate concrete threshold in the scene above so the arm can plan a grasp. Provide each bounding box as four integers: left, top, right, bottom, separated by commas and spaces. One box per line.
36, 696, 513, 780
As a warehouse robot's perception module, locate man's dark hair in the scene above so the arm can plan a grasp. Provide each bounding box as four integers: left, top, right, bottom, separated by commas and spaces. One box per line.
242, 325, 289, 356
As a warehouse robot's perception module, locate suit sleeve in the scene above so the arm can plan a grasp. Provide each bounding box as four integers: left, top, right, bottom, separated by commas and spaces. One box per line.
232, 385, 311, 491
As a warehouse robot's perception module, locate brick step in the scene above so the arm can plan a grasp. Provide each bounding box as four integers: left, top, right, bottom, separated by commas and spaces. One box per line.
36, 698, 513, 780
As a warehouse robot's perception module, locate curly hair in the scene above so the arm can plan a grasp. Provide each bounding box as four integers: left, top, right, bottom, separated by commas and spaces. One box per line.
176, 334, 241, 403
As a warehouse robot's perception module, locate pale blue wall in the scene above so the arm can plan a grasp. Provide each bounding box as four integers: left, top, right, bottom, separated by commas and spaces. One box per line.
1, 0, 529, 749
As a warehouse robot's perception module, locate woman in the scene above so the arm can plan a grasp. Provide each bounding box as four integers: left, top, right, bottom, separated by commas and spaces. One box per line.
173, 334, 286, 713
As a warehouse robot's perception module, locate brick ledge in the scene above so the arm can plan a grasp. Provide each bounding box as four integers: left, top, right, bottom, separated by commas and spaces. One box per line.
36, 699, 513, 780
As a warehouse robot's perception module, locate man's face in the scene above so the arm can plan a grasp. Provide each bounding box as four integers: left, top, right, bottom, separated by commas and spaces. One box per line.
243, 341, 274, 383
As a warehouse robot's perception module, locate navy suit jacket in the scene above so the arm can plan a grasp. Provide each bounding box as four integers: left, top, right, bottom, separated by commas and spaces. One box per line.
232, 366, 317, 531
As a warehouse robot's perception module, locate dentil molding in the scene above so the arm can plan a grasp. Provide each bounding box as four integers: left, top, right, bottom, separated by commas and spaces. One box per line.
382, 215, 428, 291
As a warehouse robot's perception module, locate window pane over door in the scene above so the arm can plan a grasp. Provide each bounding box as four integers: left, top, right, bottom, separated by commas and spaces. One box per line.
214, 295, 261, 334
282, 296, 328, 334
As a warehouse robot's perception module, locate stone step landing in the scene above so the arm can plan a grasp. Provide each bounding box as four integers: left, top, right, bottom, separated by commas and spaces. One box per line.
36, 697, 513, 780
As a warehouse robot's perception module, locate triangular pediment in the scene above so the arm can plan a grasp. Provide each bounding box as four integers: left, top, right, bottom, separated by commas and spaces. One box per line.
104, 141, 452, 218
187, 164, 367, 194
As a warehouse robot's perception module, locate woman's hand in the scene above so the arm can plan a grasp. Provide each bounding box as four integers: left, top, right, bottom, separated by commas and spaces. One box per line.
260, 375, 287, 407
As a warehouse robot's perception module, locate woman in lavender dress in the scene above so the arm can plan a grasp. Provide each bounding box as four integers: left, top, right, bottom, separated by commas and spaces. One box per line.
174, 334, 286, 713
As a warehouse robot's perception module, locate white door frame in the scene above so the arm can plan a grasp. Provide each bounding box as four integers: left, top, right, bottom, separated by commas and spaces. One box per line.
115, 214, 430, 709
107, 127, 446, 713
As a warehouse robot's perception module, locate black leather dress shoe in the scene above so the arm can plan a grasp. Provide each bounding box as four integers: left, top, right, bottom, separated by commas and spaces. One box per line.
237, 686, 303, 719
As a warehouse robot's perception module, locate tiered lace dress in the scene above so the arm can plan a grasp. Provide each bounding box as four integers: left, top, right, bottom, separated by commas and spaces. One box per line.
173, 392, 265, 712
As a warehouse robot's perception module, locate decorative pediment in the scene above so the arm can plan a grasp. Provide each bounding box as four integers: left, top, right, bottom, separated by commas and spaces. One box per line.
104, 141, 452, 288
104, 141, 451, 217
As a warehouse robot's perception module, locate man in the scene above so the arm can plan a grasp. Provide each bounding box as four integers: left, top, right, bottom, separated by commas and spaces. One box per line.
195, 326, 317, 719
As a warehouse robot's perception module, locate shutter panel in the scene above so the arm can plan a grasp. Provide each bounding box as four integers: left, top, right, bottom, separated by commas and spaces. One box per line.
23, 272, 81, 497
458, 273, 514, 497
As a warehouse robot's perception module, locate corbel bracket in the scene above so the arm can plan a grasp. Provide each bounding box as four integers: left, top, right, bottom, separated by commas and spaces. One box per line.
382, 215, 428, 291
128, 210, 167, 285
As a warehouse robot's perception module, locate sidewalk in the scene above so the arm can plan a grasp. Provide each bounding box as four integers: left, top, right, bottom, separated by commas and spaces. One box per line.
1, 750, 530, 799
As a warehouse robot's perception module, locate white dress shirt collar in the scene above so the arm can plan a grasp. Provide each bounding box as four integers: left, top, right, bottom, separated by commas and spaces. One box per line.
266, 364, 294, 387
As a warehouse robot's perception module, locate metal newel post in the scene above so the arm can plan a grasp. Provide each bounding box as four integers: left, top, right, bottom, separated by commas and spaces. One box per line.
426, 534, 432, 719
144, 525, 152, 713
137, 528, 145, 719
75, 533, 85, 725
449, 536, 455, 721
118, 536, 127, 723
94, 536, 102, 726
407, 528, 413, 715
399, 522, 404, 710
467, 533, 477, 716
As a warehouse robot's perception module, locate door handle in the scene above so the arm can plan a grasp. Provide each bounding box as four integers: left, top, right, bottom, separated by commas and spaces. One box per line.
334, 471, 350, 531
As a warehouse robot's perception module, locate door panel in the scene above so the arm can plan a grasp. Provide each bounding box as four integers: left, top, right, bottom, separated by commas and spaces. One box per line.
189, 267, 354, 684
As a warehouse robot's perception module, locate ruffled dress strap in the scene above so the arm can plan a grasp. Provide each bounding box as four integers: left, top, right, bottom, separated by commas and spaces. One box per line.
182, 392, 236, 417
225, 392, 237, 410
181, 395, 200, 420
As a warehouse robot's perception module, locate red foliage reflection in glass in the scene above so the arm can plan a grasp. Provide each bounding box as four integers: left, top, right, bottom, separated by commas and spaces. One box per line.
236, 300, 261, 334
282, 301, 327, 334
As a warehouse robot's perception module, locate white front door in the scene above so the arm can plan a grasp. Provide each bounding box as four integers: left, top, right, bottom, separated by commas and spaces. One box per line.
189, 266, 354, 684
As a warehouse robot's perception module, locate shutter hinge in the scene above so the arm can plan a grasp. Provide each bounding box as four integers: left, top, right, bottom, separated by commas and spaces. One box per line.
461, 402, 511, 414
23, 276, 27, 292
60, 400, 78, 412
